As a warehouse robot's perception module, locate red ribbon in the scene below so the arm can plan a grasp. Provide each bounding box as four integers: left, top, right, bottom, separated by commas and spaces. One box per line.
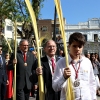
71, 61, 80, 79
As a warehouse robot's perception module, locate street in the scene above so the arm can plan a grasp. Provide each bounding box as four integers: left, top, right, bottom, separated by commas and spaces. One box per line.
29, 96, 100, 100
97, 96, 100, 100
29, 97, 35, 100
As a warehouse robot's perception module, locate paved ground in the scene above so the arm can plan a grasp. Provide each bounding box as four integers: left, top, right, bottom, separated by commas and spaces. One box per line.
29, 96, 100, 100
29, 97, 36, 100
97, 96, 100, 100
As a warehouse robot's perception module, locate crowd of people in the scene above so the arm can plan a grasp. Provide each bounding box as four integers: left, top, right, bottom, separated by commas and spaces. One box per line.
85, 52, 100, 96
0, 32, 99, 100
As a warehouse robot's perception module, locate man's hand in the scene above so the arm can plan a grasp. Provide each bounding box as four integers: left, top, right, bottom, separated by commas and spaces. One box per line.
63, 67, 71, 79
13, 59, 17, 64
6, 80, 9, 85
36, 67, 43, 75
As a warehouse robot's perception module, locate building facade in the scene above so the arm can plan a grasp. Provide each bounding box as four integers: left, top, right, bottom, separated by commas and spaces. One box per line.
3, 18, 100, 55
65, 18, 100, 55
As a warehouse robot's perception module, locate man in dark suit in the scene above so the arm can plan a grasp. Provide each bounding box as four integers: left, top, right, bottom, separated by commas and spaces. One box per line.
8, 39, 36, 100
36, 40, 60, 100
0, 46, 8, 100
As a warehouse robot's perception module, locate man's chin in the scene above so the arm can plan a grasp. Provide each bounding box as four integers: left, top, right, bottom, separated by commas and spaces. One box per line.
75, 53, 80, 56
49, 54, 55, 57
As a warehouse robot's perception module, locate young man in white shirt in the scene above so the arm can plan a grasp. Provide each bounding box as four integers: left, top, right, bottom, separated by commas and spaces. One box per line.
52, 32, 96, 100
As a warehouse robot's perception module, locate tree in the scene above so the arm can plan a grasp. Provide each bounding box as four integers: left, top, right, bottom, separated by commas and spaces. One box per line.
16, 0, 45, 41
0, 0, 15, 33
0, 0, 44, 40
2, 38, 15, 54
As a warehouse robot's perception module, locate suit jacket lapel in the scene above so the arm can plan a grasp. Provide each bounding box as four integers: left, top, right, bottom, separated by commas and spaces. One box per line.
17, 50, 24, 62
26, 52, 30, 63
42, 56, 51, 73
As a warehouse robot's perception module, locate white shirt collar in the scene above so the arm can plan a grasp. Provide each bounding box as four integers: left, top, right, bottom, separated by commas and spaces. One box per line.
47, 55, 56, 61
68, 54, 83, 64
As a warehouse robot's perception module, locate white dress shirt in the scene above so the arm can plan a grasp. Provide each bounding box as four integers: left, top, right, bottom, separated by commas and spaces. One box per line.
47, 55, 56, 75
52, 54, 96, 100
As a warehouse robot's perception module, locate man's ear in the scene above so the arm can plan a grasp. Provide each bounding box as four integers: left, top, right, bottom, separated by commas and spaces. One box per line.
68, 45, 70, 49
68, 45, 70, 52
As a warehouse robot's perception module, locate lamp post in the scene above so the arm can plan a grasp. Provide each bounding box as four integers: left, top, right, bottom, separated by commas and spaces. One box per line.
52, 6, 57, 42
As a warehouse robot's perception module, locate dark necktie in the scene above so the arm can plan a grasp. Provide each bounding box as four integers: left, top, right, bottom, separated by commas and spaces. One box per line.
51, 58, 55, 73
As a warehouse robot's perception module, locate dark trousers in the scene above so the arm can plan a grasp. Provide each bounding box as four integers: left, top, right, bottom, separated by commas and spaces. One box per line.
16, 86, 30, 100
0, 81, 6, 100
36, 88, 60, 100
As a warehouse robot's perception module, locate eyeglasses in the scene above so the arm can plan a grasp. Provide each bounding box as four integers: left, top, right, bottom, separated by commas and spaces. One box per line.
47, 46, 56, 49
22, 45, 29, 47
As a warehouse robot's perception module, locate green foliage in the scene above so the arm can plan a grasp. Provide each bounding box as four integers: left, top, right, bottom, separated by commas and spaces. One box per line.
0, 0, 45, 22
31, 0, 44, 19
2, 38, 16, 53
2, 39, 9, 52
0, 0, 45, 43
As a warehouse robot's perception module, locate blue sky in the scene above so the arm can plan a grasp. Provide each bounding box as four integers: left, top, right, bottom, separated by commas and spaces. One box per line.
40, 0, 100, 24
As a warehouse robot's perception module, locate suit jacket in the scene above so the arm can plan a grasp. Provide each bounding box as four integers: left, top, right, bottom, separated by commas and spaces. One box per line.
0, 54, 7, 83
8, 50, 36, 89
36, 55, 60, 100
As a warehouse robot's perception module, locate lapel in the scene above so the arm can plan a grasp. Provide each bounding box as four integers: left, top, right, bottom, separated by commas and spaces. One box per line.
18, 50, 30, 62
1, 55, 5, 67
41, 55, 60, 74
18, 50, 24, 62
26, 52, 30, 63
41, 55, 51, 73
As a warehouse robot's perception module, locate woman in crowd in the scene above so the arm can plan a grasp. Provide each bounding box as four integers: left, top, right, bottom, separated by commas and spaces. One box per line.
85, 52, 90, 59
5, 53, 13, 100
90, 53, 100, 96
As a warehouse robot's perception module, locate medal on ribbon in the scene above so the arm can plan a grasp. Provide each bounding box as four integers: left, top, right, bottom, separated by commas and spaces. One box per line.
74, 79, 80, 87
24, 63, 27, 66
72, 61, 80, 87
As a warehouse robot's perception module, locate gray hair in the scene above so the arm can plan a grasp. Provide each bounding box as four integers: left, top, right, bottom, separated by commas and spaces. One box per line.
43, 39, 56, 48
19, 39, 29, 46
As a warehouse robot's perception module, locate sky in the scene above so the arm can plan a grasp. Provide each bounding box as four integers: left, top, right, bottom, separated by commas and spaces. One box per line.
40, 0, 100, 24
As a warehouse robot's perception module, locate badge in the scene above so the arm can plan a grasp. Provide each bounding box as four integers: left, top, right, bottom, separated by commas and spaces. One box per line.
74, 80, 80, 87
24, 63, 27, 66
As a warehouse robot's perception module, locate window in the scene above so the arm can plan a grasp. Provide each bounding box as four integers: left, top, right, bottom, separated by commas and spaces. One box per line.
6, 26, 12, 31
55, 27, 59, 33
83, 34, 87, 41
94, 34, 98, 42
41, 26, 48, 32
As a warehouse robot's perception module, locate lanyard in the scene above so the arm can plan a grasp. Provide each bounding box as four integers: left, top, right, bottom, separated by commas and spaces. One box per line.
71, 61, 80, 79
